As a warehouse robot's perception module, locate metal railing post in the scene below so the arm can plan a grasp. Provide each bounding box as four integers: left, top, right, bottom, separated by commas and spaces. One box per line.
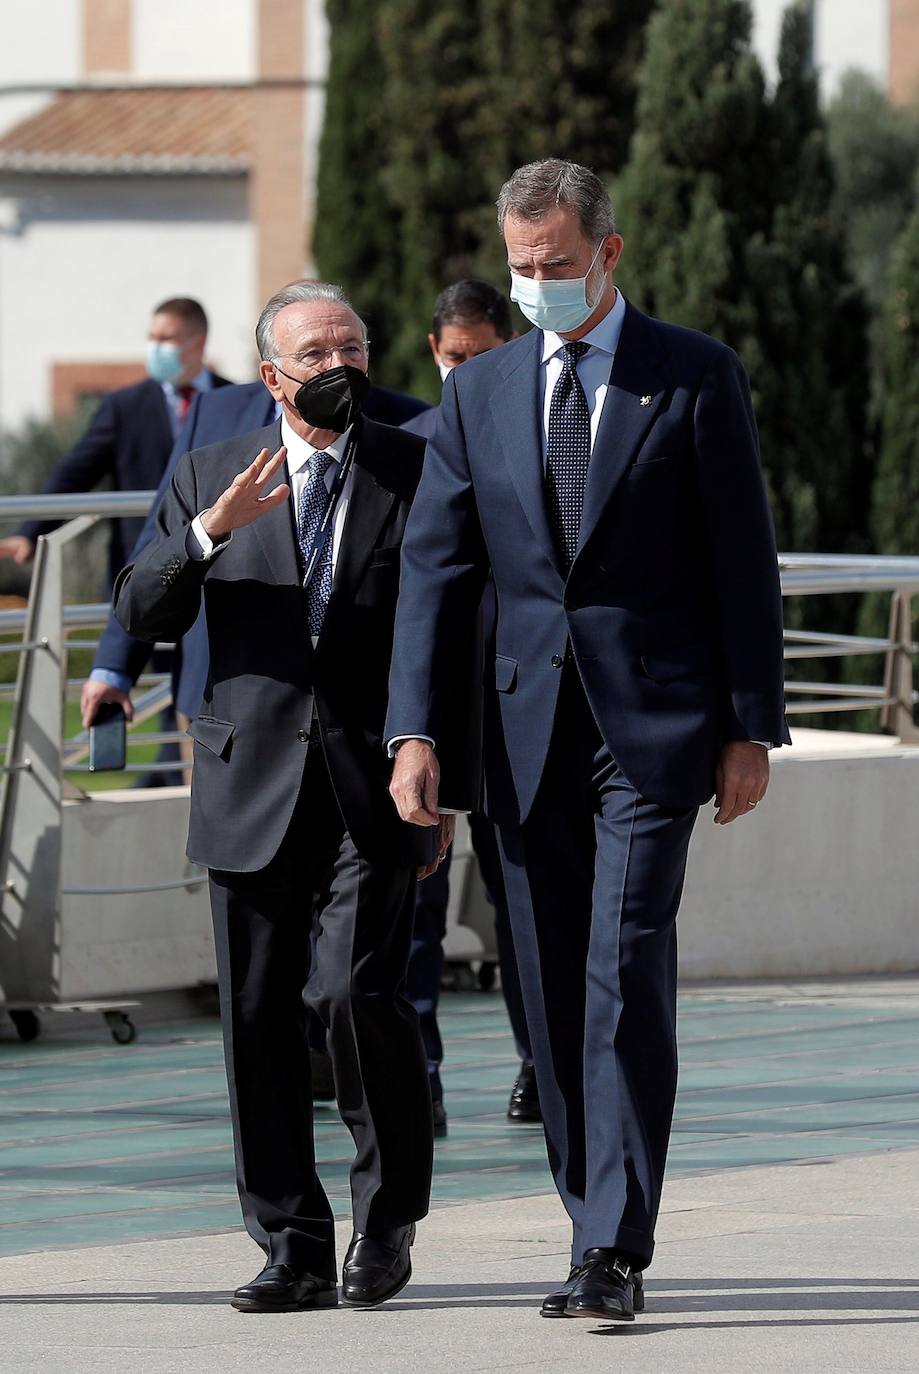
0, 517, 97, 1003
881, 589, 919, 742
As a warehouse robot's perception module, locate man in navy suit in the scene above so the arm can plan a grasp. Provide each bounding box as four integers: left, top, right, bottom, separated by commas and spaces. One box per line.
386, 160, 789, 1323
401, 280, 539, 1135
0, 298, 231, 594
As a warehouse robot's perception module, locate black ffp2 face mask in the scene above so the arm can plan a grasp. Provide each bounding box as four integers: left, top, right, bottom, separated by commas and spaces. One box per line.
275, 363, 371, 433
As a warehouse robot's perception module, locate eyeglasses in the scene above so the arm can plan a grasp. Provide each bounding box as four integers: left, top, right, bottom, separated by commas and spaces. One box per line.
277, 342, 368, 372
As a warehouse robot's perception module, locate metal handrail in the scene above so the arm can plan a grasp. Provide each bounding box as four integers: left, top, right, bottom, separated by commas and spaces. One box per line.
0, 492, 155, 520
0, 502, 916, 748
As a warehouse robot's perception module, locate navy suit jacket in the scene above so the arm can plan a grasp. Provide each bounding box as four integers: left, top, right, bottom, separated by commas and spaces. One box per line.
20, 372, 231, 592
94, 380, 433, 720
386, 302, 790, 822
401, 403, 440, 440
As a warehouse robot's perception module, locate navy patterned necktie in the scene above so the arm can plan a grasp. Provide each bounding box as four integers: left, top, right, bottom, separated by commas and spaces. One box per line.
545, 340, 591, 572
297, 449, 335, 635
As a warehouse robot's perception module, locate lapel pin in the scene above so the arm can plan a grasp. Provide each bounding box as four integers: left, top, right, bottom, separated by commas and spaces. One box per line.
640, 394, 652, 407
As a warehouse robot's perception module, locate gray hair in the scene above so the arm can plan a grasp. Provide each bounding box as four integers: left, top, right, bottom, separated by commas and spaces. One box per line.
255, 280, 368, 360
496, 158, 616, 242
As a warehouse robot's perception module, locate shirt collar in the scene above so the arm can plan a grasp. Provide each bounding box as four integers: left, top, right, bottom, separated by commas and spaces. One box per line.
280, 415, 353, 476
162, 366, 213, 397
540, 288, 627, 364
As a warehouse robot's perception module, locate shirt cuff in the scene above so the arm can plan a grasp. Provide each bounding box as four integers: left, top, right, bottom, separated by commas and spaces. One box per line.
751, 741, 773, 749
190, 514, 231, 561
90, 668, 132, 694
386, 734, 435, 758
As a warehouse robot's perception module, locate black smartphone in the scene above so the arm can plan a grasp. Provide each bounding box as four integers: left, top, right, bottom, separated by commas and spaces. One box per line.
88, 701, 127, 772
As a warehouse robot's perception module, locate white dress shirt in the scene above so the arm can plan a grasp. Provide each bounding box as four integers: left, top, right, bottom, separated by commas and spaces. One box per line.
162, 366, 214, 440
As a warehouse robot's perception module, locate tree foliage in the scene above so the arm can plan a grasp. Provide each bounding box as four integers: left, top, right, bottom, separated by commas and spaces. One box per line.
872, 201, 919, 555
315, 0, 656, 396
617, 0, 868, 558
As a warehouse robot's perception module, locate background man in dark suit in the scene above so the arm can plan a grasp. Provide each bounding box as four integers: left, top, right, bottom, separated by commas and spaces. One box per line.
400, 280, 538, 1135
115, 282, 470, 1314
0, 297, 231, 593
386, 160, 789, 1323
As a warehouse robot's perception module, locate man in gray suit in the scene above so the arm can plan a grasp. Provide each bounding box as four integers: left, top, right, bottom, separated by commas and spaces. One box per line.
115, 282, 472, 1314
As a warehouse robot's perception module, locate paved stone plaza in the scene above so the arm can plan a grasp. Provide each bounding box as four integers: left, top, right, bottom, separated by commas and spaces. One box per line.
1, 978, 918, 1370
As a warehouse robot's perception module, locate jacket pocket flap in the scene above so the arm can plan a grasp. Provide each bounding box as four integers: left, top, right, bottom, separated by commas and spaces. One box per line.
641, 644, 713, 682
494, 655, 518, 692
187, 715, 236, 757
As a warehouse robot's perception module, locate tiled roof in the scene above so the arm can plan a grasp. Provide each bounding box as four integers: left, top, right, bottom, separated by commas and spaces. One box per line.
0, 87, 251, 174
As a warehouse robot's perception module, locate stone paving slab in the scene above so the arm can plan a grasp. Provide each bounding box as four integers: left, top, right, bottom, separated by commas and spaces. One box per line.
0, 1147, 917, 1373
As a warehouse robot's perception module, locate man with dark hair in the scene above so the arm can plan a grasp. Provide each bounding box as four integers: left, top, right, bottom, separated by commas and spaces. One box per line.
402, 280, 515, 440
0, 296, 230, 592
400, 280, 532, 1137
387, 158, 788, 1322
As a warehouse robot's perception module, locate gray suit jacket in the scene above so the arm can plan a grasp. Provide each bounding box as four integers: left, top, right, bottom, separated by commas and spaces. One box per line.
114, 416, 478, 873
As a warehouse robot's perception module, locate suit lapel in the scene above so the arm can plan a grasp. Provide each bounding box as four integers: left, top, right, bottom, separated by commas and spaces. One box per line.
489, 332, 562, 576
248, 420, 302, 586
329, 438, 397, 601
576, 304, 669, 559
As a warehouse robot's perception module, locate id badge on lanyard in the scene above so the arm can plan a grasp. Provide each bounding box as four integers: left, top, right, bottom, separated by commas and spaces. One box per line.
301, 429, 358, 589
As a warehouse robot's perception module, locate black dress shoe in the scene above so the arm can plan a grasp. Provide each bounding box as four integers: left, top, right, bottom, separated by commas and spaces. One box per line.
432, 1099, 448, 1139
565, 1250, 643, 1321
540, 1265, 584, 1317
341, 1223, 415, 1306
310, 1048, 336, 1102
507, 1061, 542, 1122
231, 1263, 337, 1313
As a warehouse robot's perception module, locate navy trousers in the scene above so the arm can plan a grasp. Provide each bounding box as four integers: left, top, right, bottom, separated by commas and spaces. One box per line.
408, 813, 532, 1102
496, 667, 698, 1270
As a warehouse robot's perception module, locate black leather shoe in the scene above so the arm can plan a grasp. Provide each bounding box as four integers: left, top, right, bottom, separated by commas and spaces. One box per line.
507, 1061, 542, 1122
540, 1265, 584, 1317
341, 1223, 415, 1306
432, 1099, 448, 1139
231, 1263, 338, 1313
565, 1250, 643, 1321
310, 1048, 336, 1102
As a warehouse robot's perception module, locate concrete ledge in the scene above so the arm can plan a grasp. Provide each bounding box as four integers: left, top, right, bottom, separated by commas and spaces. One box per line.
680, 730, 919, 979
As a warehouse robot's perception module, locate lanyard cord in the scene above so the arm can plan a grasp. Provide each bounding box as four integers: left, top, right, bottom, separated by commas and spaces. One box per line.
300, 426, 359, 589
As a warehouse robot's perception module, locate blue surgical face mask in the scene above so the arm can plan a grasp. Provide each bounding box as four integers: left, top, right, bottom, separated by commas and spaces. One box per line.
146, 340, 185, 384
509, 239, 606, 334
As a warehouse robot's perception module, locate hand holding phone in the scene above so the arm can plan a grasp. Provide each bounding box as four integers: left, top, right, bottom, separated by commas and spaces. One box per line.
88, 701, 126, 772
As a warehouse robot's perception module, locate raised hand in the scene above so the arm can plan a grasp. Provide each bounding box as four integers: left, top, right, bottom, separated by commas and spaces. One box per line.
199, 447, 290, 543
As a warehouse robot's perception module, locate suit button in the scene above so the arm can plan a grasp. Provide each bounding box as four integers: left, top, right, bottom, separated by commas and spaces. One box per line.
551, 654, 564, 668
297, 729, 309, 743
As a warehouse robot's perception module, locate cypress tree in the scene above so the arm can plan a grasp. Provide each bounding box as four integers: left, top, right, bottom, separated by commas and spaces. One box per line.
312, 2, 403, 384
617, 0, 869, 558
872, 200, 919, 556
315, 0, 656, 395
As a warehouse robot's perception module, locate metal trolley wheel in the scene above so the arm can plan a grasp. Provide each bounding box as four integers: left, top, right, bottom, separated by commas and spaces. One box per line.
104, 1010, 138, 1045
9, 1009, 41, 1042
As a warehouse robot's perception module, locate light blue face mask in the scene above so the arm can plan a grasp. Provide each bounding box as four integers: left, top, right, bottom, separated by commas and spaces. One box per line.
146, 340, 185, 384
509, 239, 606, 334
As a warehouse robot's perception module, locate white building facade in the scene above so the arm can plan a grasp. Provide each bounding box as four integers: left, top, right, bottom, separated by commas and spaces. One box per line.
0, 0, 328, 430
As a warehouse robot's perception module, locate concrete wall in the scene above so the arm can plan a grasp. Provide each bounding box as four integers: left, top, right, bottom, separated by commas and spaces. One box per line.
751, 0, 889, 98
0, 175, 257, 428
678, 742, 919, 979
132, 0, 255, 82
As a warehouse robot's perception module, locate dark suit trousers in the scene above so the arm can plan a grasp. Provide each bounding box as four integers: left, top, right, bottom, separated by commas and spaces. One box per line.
208, 751, 432, 1278
496, 668, 698, 1271
408, 814, 532, 1102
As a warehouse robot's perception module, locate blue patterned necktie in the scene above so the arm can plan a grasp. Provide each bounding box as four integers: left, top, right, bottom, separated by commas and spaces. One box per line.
297, 448, 335, 636
545, 340, 591, 572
